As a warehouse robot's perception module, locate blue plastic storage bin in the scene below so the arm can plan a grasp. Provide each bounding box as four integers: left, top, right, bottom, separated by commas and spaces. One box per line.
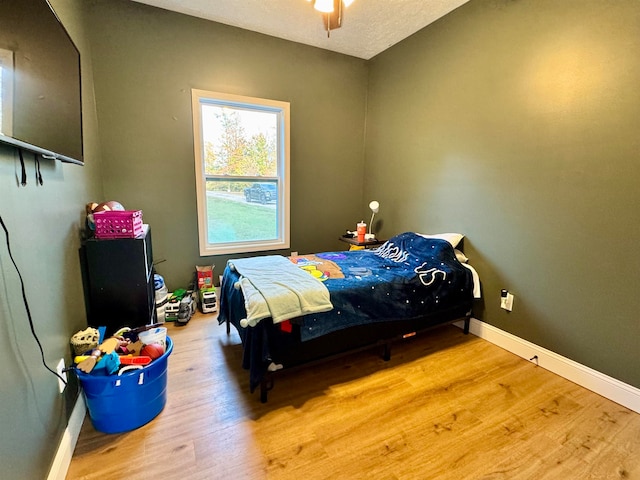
76, 336, 173, 434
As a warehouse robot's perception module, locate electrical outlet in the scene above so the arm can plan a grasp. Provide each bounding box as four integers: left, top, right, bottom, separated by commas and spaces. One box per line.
505, 293, 514, 311
500, 290, 514, 312
56, 358, 67, 394
291, 251, 298, 257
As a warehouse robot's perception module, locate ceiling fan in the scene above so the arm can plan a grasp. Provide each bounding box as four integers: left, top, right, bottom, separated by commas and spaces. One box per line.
307, 0, 356, 37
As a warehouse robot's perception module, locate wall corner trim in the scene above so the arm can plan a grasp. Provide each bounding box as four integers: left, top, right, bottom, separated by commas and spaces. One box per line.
47, 394, 86, 480
455, 319, 640, 414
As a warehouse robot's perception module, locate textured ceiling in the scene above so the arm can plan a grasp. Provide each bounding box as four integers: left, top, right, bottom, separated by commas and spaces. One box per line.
131, 0, 470, 59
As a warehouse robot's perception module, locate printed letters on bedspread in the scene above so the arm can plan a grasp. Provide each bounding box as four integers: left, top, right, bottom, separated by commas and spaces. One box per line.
228, 255, 333, 327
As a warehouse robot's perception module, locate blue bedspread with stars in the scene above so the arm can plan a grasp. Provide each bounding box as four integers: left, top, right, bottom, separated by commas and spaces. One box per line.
219, 232, 474, 392
295, 231, 473, 341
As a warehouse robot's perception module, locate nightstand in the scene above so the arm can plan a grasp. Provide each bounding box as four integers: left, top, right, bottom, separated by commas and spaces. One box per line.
339, 236, 385, 249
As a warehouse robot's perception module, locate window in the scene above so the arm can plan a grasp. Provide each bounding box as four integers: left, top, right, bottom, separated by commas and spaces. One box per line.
192, 90, 290, 256
0, 48, 14, 136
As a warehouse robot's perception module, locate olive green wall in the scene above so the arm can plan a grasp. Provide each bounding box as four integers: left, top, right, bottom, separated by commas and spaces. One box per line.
84, 0, 368, 290
3, 0, 638, 476
366, 0, 640, 387
0, 1, 103, 478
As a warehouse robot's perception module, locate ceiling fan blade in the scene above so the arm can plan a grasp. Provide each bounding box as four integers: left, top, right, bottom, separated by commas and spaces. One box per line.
323, 0, 343, 32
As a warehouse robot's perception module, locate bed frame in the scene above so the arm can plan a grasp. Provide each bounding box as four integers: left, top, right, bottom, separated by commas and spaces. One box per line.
225, 309, 471, 403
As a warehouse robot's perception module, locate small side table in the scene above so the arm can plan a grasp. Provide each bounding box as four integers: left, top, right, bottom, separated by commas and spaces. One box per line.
339, 236, 385, 249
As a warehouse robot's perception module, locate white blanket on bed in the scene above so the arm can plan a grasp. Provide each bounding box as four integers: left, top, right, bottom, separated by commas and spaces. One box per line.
229, 255, 333, 327
462, 263, 482, 299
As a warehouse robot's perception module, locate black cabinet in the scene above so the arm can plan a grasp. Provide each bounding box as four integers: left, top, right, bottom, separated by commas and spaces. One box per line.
81, 225, 155, 336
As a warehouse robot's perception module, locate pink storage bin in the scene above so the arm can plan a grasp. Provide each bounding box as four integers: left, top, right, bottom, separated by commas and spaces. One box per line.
94, 210, 144, 239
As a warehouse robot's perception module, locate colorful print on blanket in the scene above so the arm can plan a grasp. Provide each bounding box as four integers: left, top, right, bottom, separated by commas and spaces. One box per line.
298, 232, 473, 340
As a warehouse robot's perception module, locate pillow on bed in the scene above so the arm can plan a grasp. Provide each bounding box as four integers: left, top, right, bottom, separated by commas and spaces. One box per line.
416, 232, 464, 248
454, 249, 469, 263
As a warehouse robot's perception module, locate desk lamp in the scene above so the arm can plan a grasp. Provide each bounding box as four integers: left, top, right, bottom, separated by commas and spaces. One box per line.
367, 201, 380, 239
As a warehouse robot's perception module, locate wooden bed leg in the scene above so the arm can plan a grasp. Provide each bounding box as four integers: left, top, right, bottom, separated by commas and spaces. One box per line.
382, 343, 391, 362
463, 317, 470, 335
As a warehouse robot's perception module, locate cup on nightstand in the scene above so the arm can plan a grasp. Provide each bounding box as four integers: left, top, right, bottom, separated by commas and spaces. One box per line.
357, 222, 367, 243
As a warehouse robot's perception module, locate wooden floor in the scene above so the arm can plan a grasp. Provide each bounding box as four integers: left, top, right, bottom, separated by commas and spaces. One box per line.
67, 313, 640, 479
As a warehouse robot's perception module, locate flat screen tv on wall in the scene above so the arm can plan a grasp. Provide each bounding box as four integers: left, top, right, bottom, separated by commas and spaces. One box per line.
0, 0, 83, 165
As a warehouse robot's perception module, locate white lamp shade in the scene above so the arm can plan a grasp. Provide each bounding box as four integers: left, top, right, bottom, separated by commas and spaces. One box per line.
369, 200, 380, 213
314, 0, 335, 13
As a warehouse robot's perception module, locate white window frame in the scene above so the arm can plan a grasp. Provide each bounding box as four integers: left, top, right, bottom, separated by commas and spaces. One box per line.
192, 89, 290, 256
0, 48, 14, 136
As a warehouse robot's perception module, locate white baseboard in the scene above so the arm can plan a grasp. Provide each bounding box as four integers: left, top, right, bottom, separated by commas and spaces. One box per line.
455, 318, 640, 414
47, 394, 86, 480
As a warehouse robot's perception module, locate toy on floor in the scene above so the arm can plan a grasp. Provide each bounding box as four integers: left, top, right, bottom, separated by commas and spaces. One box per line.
70, 327, 100, 356
199, 288, 217, 313
119, 355, 152, 365
166, 288, 197, 326
76, 337, 121, 373
141, 343, 164, 360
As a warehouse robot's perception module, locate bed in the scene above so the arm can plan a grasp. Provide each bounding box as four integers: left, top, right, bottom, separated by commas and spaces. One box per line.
218, 231, 480, 402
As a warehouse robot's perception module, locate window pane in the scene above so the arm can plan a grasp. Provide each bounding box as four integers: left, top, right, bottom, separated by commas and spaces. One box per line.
205, 179, 278, 244
192, 89, 289, 255
202, 105, 278, 177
